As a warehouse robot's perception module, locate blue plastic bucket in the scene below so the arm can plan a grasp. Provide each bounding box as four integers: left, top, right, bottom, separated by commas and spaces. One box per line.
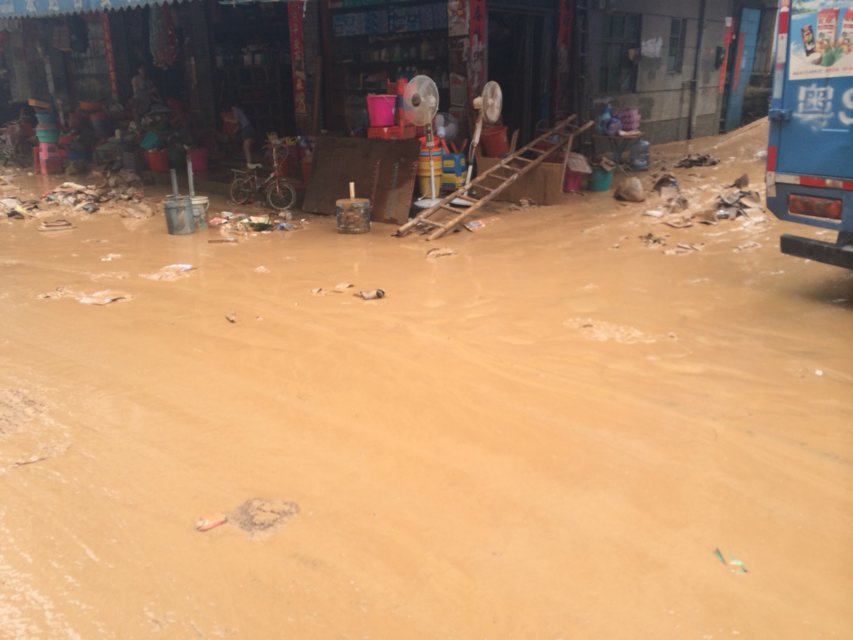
589, 167, 614, 192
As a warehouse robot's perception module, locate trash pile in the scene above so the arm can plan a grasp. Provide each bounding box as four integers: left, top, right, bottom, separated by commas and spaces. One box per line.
675, 153, 719, 168
42, 171, 145, 214
713, 188, 764, 221
207, 211, 303, 238
0, 196, 40, 219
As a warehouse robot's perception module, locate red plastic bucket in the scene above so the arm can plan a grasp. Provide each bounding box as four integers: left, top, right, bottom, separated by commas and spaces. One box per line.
366, 94, 396, 127
188, 148, 208, 172
563, 169, 584, 192
480, 125, 509, 157
146, 149, 169, 173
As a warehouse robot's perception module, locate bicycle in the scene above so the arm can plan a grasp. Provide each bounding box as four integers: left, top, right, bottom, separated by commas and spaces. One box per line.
229, 133, 297, 216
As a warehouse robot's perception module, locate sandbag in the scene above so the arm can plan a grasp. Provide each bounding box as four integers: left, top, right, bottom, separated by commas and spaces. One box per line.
615, 176, 645, 202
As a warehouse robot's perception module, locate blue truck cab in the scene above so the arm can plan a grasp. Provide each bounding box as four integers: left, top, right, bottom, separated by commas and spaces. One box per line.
766, 0, 853, 268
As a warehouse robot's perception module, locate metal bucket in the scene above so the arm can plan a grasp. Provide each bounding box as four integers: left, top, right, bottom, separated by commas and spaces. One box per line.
335, 197, 371, 234
164, 196, 196, 235
190, 196, 209, 228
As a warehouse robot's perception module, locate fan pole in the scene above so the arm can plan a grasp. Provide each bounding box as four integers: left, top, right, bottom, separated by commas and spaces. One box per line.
428, 127, 437, 200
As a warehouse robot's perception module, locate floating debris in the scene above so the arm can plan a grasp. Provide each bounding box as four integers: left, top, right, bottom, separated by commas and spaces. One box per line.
195, 514, 228, 532
426, 247, 457, 260
140, 263, 196, 281
675, 153, 719, 168
231, 498, 299, 535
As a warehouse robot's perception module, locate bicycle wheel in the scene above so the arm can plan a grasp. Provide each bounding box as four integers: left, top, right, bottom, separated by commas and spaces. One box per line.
230, 177, 254, 204
265, 177, 296, 214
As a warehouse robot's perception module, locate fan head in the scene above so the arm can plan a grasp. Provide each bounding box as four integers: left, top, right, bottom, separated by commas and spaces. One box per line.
402, 75, 440, 127
480, 81, 503, 124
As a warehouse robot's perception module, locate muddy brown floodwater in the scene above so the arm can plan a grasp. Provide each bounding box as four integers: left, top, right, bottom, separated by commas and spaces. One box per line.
1, 120, 852, 639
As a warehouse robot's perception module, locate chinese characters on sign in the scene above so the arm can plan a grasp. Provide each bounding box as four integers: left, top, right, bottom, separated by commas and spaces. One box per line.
289, 0, 309, 131
793, 84, 853, 126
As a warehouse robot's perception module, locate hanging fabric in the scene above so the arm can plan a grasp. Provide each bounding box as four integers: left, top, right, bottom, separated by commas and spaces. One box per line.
52, 24, 71, 52
68, 15, 88, 53
149, 5, 178, 69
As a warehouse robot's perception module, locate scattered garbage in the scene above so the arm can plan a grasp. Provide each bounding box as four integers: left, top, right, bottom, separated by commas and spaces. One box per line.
426, 247, 457, 260
225, 312, 237, 323
333, 282, 354, 292
0, 196, 39, 218
38, 286, 130, 305
639, 232, 667, 247
726, 173, 750, 189
675, 153, 719, 168
815, 369, 825, 377
651, 173, 679, 193
664, 243, 704, 256
100, 253, 122, 262
232, 498, 299, 534
42, 176, 143, 210
715, 190, 765, 221
615, 177, 645, 202
140, 263, 195, 281
195, 514, 228, 532
357, 289, 385, 300
254, 265, 270, 273
714, 548, 748, 574
463, 220, 485, 232
734, 241, 762, 252
37, 219, 75, 232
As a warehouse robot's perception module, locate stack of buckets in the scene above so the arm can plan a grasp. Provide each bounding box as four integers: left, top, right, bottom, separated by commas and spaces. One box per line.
417, 138, 442, 198
80, 101, 110, 140
33, 101, 61, 175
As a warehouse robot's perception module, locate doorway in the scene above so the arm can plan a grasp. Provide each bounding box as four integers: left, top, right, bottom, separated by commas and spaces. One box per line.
488, 7, 554, 145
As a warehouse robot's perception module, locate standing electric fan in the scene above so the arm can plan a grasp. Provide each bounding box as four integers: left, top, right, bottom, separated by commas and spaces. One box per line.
402, 75, 441, 209
450, 80, 503, 207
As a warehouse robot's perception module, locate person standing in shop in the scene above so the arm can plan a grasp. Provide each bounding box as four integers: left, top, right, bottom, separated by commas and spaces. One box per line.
131, 66, 161, 117
228, 102, 258, 168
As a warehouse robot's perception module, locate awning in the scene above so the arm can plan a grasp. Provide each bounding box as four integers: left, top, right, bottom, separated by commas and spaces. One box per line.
0, 0, 182, 20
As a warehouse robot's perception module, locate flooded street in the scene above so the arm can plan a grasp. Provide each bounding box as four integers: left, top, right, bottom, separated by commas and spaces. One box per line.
2, 122, 852, 638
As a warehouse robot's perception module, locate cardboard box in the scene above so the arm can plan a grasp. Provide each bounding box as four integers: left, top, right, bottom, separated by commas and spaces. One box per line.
475, 150, 571, 205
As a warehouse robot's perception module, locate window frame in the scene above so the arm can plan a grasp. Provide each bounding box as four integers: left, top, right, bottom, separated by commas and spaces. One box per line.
667, 17, 688, 74
599, 12, 642, 94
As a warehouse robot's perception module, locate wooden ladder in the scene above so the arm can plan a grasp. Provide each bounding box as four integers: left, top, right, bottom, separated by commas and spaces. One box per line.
395, 115, 594, 241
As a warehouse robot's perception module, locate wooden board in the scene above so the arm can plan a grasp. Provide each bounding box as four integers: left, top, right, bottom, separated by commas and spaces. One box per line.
303, 137, 420, 225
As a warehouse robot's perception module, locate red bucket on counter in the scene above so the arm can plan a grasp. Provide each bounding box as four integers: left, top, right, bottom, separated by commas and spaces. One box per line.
366, 94, 396, 127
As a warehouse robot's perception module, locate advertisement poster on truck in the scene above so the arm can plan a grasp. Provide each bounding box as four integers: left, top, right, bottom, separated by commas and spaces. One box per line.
789, 1, 853, 79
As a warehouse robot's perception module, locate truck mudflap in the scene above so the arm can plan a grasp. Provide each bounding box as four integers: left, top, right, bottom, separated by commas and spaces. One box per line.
780, 233, 853, 269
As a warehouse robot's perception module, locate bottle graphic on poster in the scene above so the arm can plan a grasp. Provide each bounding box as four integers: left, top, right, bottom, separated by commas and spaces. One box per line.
802, 24, 817, 55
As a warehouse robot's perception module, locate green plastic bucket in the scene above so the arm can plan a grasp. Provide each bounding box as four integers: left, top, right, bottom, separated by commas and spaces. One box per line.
589, 167, 614, 192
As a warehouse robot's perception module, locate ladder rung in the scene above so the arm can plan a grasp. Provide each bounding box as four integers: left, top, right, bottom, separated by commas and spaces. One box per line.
416, 218, 442, 228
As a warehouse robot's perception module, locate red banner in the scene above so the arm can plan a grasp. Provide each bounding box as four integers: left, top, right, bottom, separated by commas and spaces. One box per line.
468, 0, 486, 103
101, 12, 118, 101
288, 0, 309, 132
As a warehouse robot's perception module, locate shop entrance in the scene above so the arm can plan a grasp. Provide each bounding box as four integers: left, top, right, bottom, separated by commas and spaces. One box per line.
488, 4, 554, 145
210, 1, 295, 137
